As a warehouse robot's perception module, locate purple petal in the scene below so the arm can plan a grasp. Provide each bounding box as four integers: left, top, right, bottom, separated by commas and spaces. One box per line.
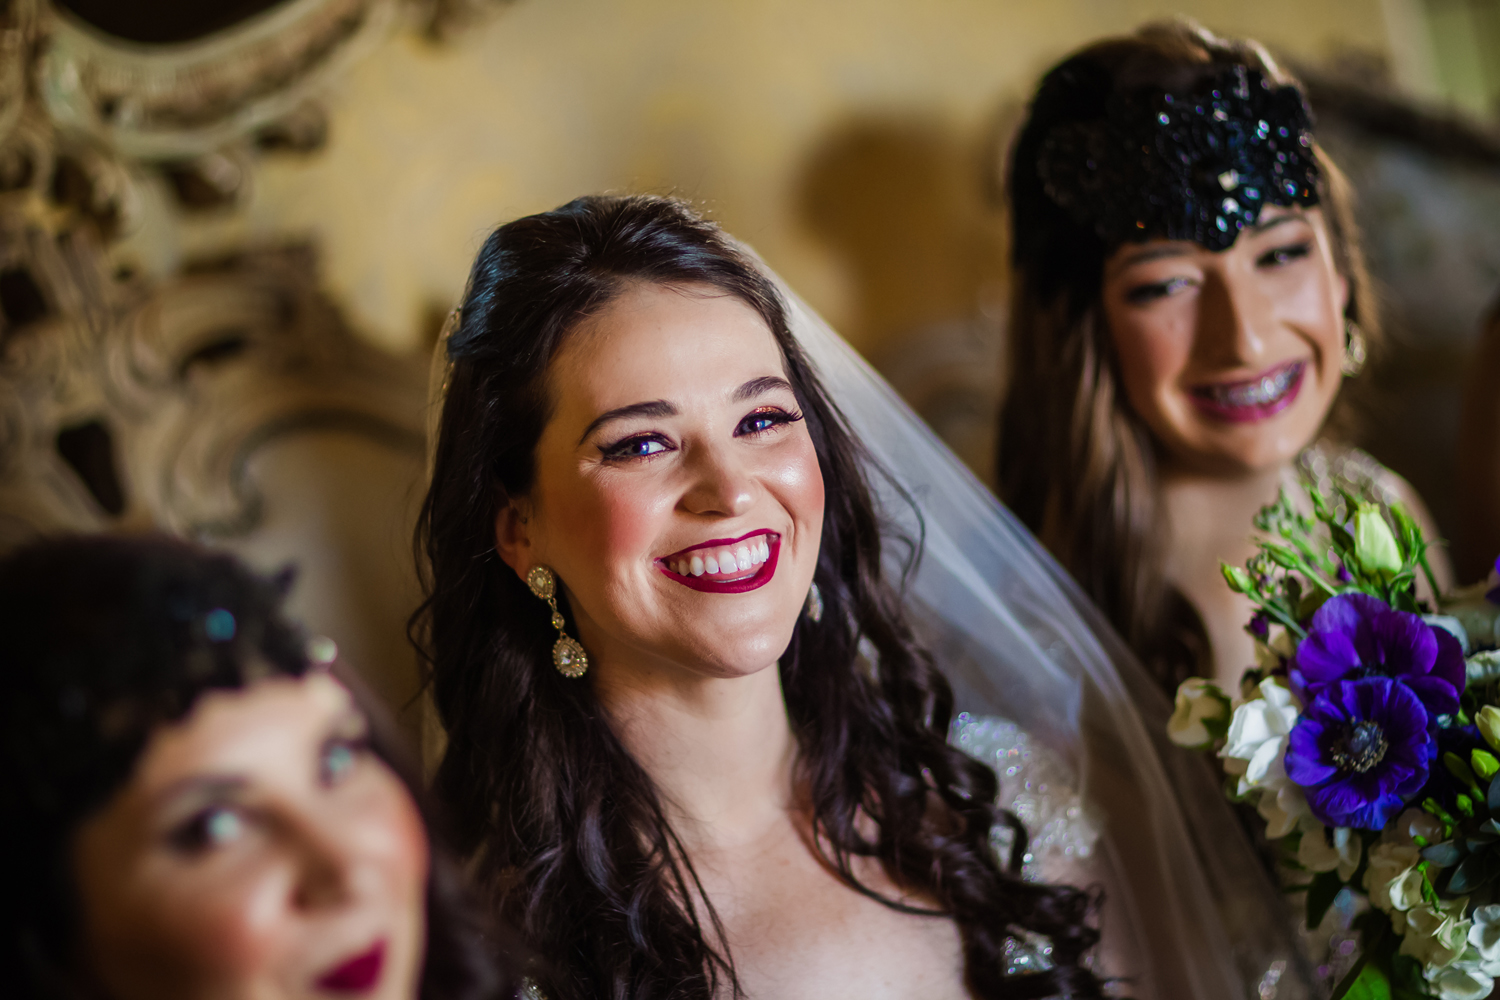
1286, 721, 1339, 786
1308, 593, 1383, 636
1366, 609, 1437, 677
1429, 626, 1467, 696
1294, 630, 1362, 689
1401, 675, 1460, 719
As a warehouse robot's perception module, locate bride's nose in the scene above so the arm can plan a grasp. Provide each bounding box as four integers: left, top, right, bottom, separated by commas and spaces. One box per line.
678, 442, 755, 518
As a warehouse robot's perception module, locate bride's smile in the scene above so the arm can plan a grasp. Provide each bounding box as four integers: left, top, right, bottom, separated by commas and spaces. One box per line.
494, 279, 824, 681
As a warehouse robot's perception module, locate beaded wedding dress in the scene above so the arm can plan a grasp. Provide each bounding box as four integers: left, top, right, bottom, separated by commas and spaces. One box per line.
776, 282, 1312, 999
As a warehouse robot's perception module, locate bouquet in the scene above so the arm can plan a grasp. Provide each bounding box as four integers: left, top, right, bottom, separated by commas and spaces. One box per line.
1168, 481, 1500, 999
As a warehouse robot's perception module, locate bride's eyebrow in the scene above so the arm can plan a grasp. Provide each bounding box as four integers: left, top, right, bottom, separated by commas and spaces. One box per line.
733, 375, 793, 401
579, 400, 676, 444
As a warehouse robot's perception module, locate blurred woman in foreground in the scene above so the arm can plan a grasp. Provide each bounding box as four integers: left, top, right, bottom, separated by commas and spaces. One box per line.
0, 534, 514, 1000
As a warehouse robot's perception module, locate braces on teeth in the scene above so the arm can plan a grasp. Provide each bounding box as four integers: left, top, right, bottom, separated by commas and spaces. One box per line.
669, 536, 772, 577
1205, 363, 1301, 408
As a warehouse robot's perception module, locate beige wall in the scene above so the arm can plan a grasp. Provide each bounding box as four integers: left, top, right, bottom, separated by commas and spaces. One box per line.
139, 0, 1394, 358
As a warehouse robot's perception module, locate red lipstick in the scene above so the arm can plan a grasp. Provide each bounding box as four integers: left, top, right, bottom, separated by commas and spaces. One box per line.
316, 940, 385, 994
657, 530, 780, 594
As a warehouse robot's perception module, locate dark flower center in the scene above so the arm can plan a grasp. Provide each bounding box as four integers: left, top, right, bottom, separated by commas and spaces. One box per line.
1330, 721, 1388, 774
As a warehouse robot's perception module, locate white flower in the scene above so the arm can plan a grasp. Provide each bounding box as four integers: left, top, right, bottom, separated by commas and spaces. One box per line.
1443, 582, 1500, 650
1393, 807, 1446, 847
1297, 821, 1362, 880
1468, 905, 1500, 975
1427, 963, 1494, 1000
1365, 842, 1423, 913
1167, 678, 1232, 748
1401, 900, 1471, 972
1469, 650, 1500, 686
1256, 782, 1311, 838
1220, 678, 1300, 797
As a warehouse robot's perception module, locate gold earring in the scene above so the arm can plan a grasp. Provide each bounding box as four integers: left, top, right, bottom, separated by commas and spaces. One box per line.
1342, 319, 1367, 377
525, 566, 588, 678
805, 581, 824, 623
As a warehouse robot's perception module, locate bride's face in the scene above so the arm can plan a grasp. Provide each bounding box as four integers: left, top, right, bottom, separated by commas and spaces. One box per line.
497, 281, 825, 680
1100, 205, 1349, 475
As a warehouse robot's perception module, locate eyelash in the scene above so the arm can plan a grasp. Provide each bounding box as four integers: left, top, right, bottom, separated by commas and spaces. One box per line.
1258, 241, 1312, 267
598, 407, 803, 462
1123, 240, 1313, 305
1124, 276, 1192, 305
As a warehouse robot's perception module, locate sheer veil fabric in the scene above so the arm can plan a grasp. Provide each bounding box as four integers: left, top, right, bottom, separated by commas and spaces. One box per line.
774, 279, 1311, 999
423, 263, 1310, 1000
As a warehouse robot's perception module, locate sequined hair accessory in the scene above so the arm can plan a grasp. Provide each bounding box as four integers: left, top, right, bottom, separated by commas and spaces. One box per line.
1035, 65, 1320, 252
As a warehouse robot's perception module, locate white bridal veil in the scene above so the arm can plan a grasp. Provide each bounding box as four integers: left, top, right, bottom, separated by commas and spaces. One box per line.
776, 283, 1310, 1000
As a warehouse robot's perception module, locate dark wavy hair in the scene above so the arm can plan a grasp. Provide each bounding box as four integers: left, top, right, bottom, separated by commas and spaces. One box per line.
413, 193, 1106, 999
996, 20, 1379, 692
0, 533, 514, 1000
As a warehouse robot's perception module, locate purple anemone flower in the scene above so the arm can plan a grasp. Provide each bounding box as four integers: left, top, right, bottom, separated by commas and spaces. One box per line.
1285, 677, 1431, 829
1291, 593, 1464, 722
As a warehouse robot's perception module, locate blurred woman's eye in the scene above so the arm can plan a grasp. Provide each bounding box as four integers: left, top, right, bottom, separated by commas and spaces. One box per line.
1257, 242, 1312, 267
600, 434, 672, 461
169, 807, 245, 853
736, 407, 801, 437
1123, 275, 1193, 305
320, 738, 367, 786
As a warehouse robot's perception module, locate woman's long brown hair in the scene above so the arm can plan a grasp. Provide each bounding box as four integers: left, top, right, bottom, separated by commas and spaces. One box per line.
996, 20, 1380, 691
413, 194, 1107, 999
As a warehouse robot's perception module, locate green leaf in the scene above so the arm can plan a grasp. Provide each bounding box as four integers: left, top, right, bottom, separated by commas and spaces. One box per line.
1445, 751, 1480, 791
1332, 956, 1389, 1000
1306, 870, 1345, 929
1422, 840, 1465, 867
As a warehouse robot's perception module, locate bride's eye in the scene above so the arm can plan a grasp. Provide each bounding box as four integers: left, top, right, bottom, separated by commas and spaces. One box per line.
736, 407, 801, 437
600, 434, 673, 461
169, 806, 246, 853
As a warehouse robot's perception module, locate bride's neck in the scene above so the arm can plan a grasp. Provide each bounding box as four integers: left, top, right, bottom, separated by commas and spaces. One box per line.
593, 659, 797, 846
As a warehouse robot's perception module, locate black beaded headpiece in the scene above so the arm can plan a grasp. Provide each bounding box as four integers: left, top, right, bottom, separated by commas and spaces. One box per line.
1035, 65, 1320, 252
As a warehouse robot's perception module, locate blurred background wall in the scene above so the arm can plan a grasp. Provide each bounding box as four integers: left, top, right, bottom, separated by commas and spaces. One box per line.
6, 0, 1500, 727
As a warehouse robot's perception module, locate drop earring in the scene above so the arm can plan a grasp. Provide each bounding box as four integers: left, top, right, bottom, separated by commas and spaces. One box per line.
1342, 319, 1367, 377
526, 566, 588, 678
805, 581, 824, 623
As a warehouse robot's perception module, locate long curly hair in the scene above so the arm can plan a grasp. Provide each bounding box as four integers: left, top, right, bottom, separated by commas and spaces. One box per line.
413, 194, 1107, 999
0, 533, 512, 1000
996, 20, 1380, 692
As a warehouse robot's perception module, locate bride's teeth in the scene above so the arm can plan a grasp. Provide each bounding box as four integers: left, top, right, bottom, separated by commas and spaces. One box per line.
704, 555, 720, 574
690, 555, 705, 576
760, 539, 770, 560
735, 545, 751, 569
716, 549, 738, 573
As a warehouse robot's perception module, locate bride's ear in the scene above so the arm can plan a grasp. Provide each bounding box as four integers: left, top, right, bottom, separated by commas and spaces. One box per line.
494, 499, 534, 576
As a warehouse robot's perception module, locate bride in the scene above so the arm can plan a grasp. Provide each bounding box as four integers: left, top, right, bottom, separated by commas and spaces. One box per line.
416, 194, 1304, 998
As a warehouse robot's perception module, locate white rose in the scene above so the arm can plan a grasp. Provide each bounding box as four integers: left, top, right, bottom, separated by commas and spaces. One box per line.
1167, 678, 1232, 748
1393, 807, 1446, 847
1220, 678, 1301, 797
1297, 822, 1362, 881
1365, 842, 1423, 913
1427, 963, 1494, 1000
1402, 901, 1472, 972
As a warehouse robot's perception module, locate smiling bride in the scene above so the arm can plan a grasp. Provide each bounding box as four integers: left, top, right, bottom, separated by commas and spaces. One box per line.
415, 194, 1304, 999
